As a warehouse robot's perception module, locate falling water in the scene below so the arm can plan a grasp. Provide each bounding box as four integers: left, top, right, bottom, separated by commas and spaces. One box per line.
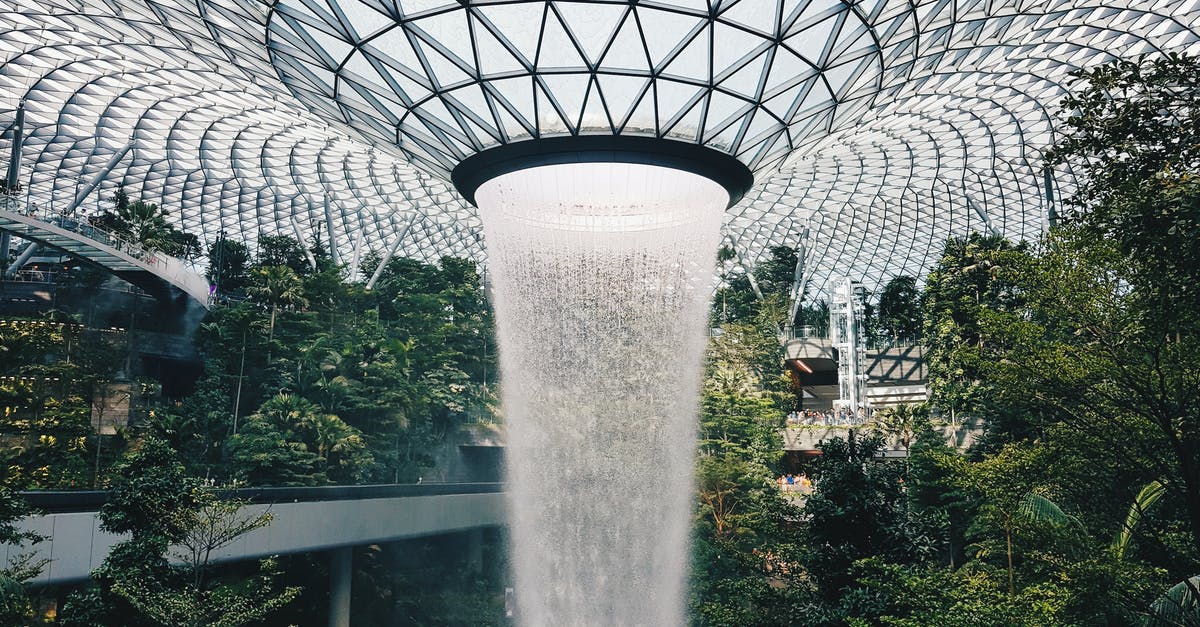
476, 162, 727, 626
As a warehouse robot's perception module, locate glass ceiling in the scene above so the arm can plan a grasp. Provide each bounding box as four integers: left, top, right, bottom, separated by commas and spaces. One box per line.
2, 0, 1199, 297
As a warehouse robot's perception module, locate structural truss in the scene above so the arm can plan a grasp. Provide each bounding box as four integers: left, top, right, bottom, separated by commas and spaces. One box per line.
2, 0, 1199, 295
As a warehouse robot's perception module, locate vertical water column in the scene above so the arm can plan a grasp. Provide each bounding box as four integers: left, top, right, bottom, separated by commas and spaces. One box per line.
476, 162, 727, 626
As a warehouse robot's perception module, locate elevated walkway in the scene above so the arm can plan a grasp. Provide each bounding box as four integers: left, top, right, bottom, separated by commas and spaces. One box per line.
0, 203, 210, 308
4, 483, 505, 586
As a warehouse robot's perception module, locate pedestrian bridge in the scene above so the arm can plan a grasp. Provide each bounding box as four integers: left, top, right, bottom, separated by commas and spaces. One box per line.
5, 483, 506, 586
0, 204, 211, 308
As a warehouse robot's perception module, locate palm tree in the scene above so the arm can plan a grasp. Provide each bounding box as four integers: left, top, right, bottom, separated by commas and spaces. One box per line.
246, 265, 308, 355
871, 402, 928, 452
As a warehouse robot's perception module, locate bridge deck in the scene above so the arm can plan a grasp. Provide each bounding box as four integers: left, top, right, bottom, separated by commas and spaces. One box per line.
0, 204, 211, 308
5, 484, 506, 585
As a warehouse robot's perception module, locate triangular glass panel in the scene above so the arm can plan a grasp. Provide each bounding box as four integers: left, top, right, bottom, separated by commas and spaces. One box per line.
410, 11, 474, 69
705, 90, 753, 131
444, 83, 500, 141
364, 27, 425, 76
785, 12, 840, 66
333, 0, 394, 39
623, 85, 658, 133
711, 21, 765, 79
763, 48, 816, 97
553, 2, 628, 66
578, 78, 613, 132
594, 73, 650, 127
537, 9, 588, 70
662, 23, 711, 79
379, 62, 433, 102
655, 78, 705, 127
305, 27, 354, 67
663, 95, 704, 142
534, 79, 571, 135
487, 75, 537, 125
473, 15, 528, 76
719, 0, 777, 36
704, 107, 749, 152
638, 7, 705, 69
716, 48, 769, 99
487, 97, 534, 141
599, 12, 649, 72
415, 38, 473, 88
475, 3, 546, 65
541, 73, 591, 132
761, 78, 808, 120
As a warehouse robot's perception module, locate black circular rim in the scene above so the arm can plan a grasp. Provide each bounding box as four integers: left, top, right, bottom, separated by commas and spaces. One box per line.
451, 136, 754, 208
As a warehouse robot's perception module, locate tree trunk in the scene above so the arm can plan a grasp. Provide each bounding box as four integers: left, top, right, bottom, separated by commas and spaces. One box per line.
267, 306, 277, 361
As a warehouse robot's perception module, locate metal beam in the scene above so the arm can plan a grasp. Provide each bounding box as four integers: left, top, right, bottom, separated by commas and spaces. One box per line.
5, 243, 39, 277
1044, 168, 1057, 229
727, 236, 764, 302
966, 197, 998, 236
5, 100, 24, 190
63, 141, 133, 216
2, 101, 26, 263
324, 196, 341, 266
290, 214, 318, 271
787, 225, 810, 328
347, 227, 365, 280
366, 214, 419, 290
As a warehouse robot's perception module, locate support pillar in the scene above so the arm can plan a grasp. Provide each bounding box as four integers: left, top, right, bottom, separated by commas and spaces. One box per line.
3, 101, 26, 266
324, 196, 341, 266
5, 243, 38, 277
366, 214, 418, 290
64, 140, 133, 216
465, 527, 484, 576
328, 546, 352, 627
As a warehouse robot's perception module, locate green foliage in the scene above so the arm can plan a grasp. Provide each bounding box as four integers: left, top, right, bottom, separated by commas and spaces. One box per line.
804, 432, 943, 600
689, 315, 809, 623
0, 316, 124, 488
1117, 481, 1168, 562
1144, 575, 1200, 627
256, 234, 311, 275
92, 189, 200, 258
206, 237, 252, 293
877, 275, 922, 342
64, 442, 298, 626
921, 232, 1031, 417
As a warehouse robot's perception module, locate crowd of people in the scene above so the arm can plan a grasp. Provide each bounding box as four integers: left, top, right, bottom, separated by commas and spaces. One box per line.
777, 473, 813, 494
785, 408, 868, 427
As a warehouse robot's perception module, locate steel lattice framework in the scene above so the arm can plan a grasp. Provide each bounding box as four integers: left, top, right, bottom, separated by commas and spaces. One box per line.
2, 0, 1199, 296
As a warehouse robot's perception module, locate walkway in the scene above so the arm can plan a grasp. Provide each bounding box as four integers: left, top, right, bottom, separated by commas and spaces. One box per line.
0, 203, 211, 308
5, 483, 506, 586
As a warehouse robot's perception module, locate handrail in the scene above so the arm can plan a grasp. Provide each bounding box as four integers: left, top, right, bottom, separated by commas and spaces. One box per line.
21, 482, 506, 513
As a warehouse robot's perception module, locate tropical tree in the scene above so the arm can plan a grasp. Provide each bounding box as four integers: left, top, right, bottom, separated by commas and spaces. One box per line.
206, 237, 251, 293
93, 189, 198, 257
921, 232, 1031, 418
871, 402, 929, 453
877, 275, 922, 342
246, 265, 308, 351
